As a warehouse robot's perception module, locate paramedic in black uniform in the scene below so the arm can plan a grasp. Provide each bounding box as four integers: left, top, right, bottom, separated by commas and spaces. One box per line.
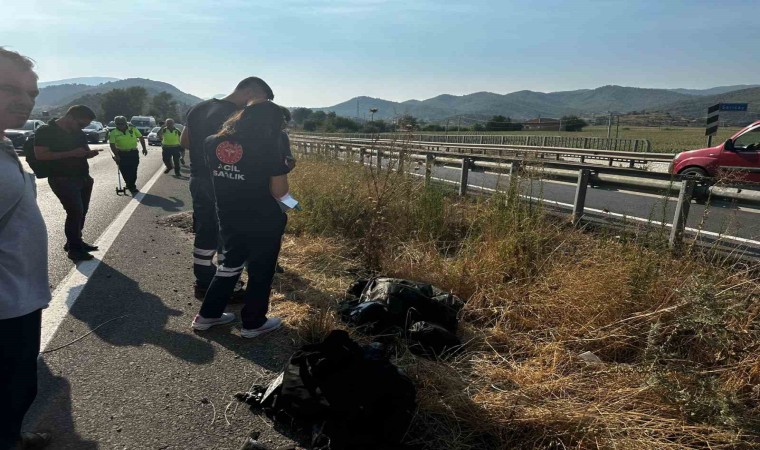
190, 101, 291, 338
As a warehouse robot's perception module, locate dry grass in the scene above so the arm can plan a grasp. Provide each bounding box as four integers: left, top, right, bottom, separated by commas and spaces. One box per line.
274, 154, 760, 449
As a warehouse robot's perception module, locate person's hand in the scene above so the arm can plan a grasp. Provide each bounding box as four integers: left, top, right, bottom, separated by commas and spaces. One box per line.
142, 149, 148, 156
285, 156, 296, 170
85, 150, 100, 159
72, 148, 90, 158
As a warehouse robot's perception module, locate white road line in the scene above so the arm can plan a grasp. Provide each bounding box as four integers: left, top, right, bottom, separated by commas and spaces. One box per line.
40, 165, 166, 352
412, 172, 760, 247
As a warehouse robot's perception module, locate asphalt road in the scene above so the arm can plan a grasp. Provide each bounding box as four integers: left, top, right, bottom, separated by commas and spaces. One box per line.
23, 143, 170, 289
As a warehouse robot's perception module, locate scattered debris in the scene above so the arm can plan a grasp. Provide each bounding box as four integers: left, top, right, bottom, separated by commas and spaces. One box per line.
236, 330, 417, 450
578, 351, 604, 365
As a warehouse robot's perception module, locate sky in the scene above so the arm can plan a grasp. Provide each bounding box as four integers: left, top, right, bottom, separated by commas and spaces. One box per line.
4, 0, 760, 107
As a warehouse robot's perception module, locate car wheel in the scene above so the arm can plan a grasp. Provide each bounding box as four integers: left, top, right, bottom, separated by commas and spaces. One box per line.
679, 167, 708, 178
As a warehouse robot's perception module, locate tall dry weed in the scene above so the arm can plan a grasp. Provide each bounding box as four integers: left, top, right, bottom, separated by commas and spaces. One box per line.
284, 155, 759, 449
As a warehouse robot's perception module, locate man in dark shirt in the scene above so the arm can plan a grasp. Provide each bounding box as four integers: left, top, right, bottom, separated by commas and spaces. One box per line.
180, 77, 274, 299
34, 105, 101, 262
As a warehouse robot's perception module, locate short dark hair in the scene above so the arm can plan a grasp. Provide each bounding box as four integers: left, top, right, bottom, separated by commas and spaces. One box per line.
235, 77, 274, 100
0, 47, 38, 79
66, 105, 96, 121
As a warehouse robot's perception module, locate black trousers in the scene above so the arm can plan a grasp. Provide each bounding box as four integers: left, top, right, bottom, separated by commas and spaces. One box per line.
48, 176, 94, 251
199, 230, 283, 329
0, 309, 41, 449
190, 176, 222, 288
162, 146, 181, 175
117, 150, 139, 189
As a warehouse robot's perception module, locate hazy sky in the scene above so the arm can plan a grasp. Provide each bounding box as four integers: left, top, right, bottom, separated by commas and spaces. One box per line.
5, 0, 759, 107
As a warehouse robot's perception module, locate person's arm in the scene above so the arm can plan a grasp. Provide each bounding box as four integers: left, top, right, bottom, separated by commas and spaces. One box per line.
270, 174, 289, 199
157, 127, 164, 141
34, 145, 90, 161
139, 136, 147, 155
180, 125, 190, 149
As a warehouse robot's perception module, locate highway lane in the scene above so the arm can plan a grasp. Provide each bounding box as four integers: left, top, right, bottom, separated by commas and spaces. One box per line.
21, 143, 188, 290
434, 164, 760, 241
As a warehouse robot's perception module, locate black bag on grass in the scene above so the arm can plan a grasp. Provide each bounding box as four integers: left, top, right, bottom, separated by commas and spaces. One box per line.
359, 277, 464, 332
241, 330, 417, 449
407, 321, 462, 358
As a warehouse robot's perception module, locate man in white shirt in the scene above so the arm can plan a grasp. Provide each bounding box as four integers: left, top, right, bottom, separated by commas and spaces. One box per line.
0, 47, 52, 450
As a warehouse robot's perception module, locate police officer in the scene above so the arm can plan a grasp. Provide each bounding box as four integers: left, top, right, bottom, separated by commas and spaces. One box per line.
158, 118, 182, 176
109, 116, 147, 195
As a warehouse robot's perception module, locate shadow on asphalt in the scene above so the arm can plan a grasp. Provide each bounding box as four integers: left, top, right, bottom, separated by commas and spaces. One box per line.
25, 361, 98, 449
67, 262, 215, 365
138, 193, 185, 212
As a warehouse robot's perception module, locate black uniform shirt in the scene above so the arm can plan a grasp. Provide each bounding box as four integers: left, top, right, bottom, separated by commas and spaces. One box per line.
204, 133, 291, 236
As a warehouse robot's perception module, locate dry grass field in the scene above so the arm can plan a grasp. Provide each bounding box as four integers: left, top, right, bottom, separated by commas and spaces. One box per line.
275, 155, 760, 449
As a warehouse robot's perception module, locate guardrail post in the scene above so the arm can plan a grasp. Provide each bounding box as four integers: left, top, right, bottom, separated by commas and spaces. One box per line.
425, 154, 434, 186
459, 158, 471, 196
669, 178, 696, 251
572, 169, 591, 226
541, 136, 546, 147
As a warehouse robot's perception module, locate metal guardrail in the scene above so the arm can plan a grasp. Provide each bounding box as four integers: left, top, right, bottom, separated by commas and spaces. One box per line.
290, 135, 760, 251
299, 132, 653, 152
292, 134, 671, 169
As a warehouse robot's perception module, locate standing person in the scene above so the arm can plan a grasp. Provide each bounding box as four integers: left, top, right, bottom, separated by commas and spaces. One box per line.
192, 101, 291, 337
34, 105, 101, 262
180, 77, 273, 299
0, 47, 52, 450
108, 116, 147, 195
158, 118, 182, 176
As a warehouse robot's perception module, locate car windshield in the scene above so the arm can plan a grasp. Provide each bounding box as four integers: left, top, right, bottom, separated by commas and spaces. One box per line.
21, 120, 36, 130
132, 120, 151, 127
83, 123, 99, 130
151, 127, 161, 133
108, 122, 115, 127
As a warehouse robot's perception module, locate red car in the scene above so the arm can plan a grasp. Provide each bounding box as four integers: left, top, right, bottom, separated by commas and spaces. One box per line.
671, 120, 760, 183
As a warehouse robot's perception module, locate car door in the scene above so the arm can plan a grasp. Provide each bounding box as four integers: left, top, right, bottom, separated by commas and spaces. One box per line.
718, 125, 760, 182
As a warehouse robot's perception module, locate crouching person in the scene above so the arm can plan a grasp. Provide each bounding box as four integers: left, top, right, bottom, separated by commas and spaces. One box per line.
191, 101, 291, 338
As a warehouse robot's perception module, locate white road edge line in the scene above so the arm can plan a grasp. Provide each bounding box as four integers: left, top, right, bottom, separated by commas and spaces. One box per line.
40, 165, 166, 352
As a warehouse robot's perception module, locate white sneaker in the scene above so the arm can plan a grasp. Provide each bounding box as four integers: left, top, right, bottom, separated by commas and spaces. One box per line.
240, 317, 283, 338
192, 312, 236, 330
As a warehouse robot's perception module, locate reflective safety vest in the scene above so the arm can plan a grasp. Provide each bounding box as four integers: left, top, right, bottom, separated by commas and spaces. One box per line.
161, 127, 181, 146
109, 126, 142, 150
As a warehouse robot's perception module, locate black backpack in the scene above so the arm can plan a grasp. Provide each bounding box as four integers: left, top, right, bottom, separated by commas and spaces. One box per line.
22, 133, 50, 178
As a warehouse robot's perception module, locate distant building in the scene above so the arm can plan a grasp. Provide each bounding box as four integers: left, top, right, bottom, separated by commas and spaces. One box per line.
523, 117, 561, 131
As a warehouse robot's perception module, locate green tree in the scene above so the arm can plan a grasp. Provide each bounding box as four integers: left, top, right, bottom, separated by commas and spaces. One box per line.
561, 115, 588, 132
148, 91, 178, 121
472, 123, 485, 132
485, 115, 523, 131
291, 107, 313, 125
398, 114, 418, 130
101, 87, 148, 123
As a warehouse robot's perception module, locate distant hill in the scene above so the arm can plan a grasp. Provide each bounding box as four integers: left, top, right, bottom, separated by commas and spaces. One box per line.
317, 85, 693, 121
38, 77, 120, 88
655, 87, 760, 121
35, 78, 203, 110
668, 85, 760, 96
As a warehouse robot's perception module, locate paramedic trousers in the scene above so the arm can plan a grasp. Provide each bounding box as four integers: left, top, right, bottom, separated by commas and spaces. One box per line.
199, 229, 284, 329
189, 175, 221, 289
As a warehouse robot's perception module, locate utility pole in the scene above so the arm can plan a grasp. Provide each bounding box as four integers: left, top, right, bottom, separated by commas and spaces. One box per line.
615, 115, 620, 139
457, 115, 462, 131
445, 119, 450, 134
607, 112, 613, 138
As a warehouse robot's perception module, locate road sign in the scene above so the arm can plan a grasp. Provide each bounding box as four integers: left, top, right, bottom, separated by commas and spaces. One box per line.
719, 103, 748, 112
705, 104, 720, 136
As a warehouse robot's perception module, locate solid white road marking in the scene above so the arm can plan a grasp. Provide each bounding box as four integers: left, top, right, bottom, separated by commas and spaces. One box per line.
40, 164, 166, 352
